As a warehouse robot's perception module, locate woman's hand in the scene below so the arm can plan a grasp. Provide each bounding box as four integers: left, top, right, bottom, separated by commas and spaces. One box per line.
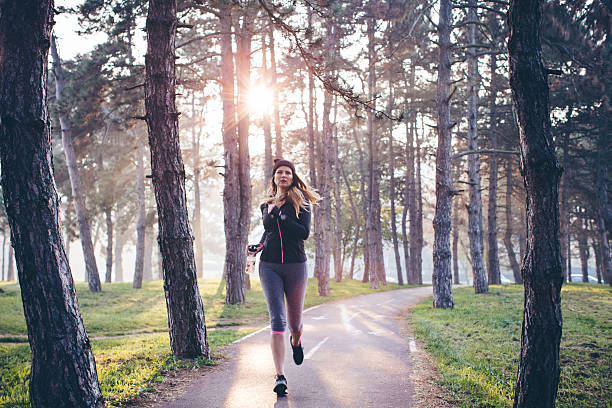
246, 243, 263, 255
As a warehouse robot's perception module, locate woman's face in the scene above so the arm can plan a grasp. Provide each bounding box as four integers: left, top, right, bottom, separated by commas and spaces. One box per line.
274, 166, 293, 191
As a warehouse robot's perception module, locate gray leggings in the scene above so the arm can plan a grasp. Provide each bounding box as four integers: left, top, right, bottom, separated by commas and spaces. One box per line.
259, 260, 308, 334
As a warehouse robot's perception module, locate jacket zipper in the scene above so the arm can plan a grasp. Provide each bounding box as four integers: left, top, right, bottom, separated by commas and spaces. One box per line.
277, 211, 284, 264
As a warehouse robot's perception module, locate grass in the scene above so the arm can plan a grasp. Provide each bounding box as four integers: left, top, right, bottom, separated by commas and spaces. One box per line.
0, 277, 409, 407
409, 284, 612, 408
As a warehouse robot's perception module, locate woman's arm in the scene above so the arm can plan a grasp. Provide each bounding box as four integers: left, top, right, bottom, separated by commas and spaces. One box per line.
279, 206, 311, 240
261, 203, 279, 231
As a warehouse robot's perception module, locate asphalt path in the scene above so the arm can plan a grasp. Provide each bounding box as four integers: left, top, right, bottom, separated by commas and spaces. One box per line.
157, 286, 433, 408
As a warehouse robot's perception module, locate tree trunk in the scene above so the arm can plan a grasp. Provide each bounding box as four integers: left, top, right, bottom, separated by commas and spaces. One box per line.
567, 231, 573, 282
261, 36, 273, 182
0, 3, 104, 405
333, 100, 343, 283
387, 67, 402, 285
559, 131, 570, 282
143, 225, 154, 281
104, 207, 113, 283
7, 244, 15, 281
133, 144, 146, 289
508, 1, 564, 406
354, 125, 370, 283
432, 0, 454, 308
504, 159, 523, 283
415, 115, 424, 284
466, 1, 488, 294
191, 93, 204, 279
235, 10, 253, 296
366, 17, 385, 288
1, 228, 5, 281
452, 197, 460, 284
314, 17, 335, 296
487, 40, 501, 285
269, 24, 282, 159
114, 229, 126, 282
578, 219, 589, 283
407, 66, 420, 285
596, 159, 612, 285
219, 4, 245, 304
340, 161, 360, 281
597, 207, 612, 285
50, 35, 102, 293
592, 235, 602, 284
145, 0, 209, 358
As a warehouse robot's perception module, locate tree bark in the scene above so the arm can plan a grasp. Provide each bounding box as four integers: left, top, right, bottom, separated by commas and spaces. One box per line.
235, 9, 253, 296
145, 0, 209, 358
408, 66, 420, 285
219, 3, 245, 304
559, 131, 570, 282
191, 93, 204, 279
415, 115, 424, 284
387, 67, 402, 285
592, 237, 602, 284
114, 229, 126, 282
261, 36, 273, 182
596, 160, 612, 285
143, 225, 154, 281
269, 24, 282, 159
487, 38, 501, 285
466, 1, 488, 294
366, 17, 385, 288
104, 207, 113, 283
598, 205, 612, 285
0, 2, 104, 405
314, 17, 335, 296
504, 159, 523, 283
133, 144, 146, 289
332, 100, 343, 283
7, 245, 15, 281
452, 197, 460, 284
354, 126, 370, 284
50, 35, 102, 293
508, 1, 564, 406
1, 228, 5, 281
577, 218, 589, 283
432, 0, 454, 308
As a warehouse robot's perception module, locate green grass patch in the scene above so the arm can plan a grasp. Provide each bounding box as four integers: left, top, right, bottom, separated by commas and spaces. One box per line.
409, 284, 612, 408
0, 278, 410, 407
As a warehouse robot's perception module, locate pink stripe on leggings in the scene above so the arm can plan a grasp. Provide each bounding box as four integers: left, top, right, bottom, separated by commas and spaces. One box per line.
271, 330, 285, 334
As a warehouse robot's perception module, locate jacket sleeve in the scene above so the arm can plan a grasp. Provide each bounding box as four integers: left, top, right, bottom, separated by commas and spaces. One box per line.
261, 203, 279, 232
258, 231, 267, 247
279, 206, 311, 240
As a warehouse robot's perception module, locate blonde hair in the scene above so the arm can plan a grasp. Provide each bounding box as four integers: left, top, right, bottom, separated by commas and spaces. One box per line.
263, 169, 321, 217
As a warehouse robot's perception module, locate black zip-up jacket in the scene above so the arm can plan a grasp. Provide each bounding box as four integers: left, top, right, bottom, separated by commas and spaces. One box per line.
258, 200, 311, 264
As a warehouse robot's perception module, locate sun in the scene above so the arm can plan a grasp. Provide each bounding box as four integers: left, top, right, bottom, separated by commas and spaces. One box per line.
247, 85, 274, 116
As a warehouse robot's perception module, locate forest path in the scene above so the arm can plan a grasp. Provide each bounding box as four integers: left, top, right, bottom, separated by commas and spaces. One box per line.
154, 285, 433, 408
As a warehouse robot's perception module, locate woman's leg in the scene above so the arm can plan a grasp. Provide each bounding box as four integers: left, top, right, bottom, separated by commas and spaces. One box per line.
259, 261, 287, 375
283, 262, 308, 346
270, 333, 286, 375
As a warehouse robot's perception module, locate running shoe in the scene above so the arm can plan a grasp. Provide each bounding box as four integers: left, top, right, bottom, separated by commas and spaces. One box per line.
290, 336, 304, 365
274, 374, 287, 396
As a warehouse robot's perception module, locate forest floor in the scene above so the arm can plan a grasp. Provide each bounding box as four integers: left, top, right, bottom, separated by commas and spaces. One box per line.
410, 283, 612, 408
0, 278, 411, 407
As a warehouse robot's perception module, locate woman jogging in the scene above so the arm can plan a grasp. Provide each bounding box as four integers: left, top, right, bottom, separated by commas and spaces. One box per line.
248, 158, 320, 396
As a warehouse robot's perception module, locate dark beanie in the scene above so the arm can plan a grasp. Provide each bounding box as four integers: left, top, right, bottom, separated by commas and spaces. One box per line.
272, 158, 295, 175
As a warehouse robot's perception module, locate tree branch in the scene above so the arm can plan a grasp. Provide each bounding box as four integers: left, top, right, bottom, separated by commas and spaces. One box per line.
452, 149, 519, 160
